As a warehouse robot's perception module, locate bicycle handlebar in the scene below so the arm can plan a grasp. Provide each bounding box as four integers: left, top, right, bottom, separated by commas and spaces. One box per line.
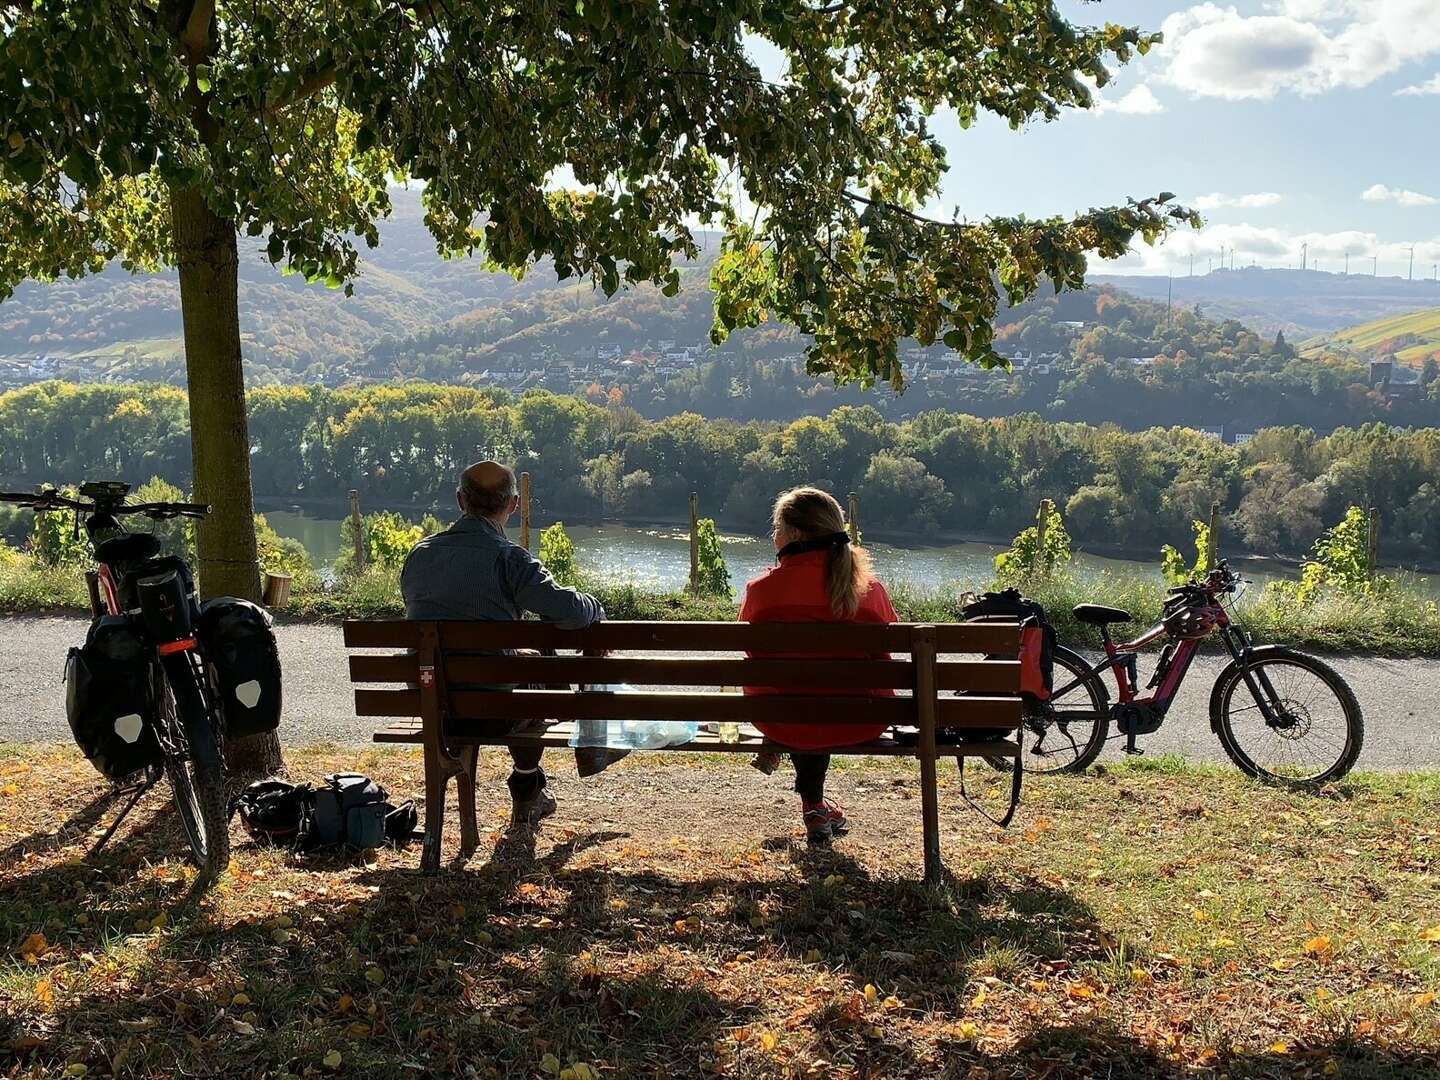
0, 491, 211, 519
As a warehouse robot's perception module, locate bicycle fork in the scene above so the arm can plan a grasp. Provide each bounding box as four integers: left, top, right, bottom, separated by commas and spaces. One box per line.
1222, 629, 1285, 726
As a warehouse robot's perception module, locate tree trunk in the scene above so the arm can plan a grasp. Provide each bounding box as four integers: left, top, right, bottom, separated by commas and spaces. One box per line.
171, 185, 283, 779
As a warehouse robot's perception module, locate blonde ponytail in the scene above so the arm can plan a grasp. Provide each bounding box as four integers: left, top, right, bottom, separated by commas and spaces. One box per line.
772, 486, 874, 618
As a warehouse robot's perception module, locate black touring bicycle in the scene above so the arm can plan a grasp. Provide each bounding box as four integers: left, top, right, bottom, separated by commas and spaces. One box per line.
1, 482, 282, 877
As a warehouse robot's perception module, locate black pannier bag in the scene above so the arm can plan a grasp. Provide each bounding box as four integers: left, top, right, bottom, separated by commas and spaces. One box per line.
231, 774, 417, 852
961, 588, 1056, 699
65, 616, 163, 780
197, 597, 282, 740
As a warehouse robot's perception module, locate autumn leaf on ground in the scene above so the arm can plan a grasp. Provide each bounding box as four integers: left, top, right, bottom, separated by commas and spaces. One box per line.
1419, 926, 1440, 942
1304, 935, 1334, 960
322, 1048, 342, 1069
18, 932, 48, 964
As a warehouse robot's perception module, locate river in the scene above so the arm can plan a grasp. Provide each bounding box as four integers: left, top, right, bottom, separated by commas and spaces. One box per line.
256, 504, 1438, 596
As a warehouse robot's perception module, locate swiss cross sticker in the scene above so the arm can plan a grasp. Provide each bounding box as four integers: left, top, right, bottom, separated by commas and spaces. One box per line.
419, 665, 435, 687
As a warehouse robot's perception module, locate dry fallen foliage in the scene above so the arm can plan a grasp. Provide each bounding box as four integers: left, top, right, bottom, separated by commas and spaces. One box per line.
1, 746, 1438, 1078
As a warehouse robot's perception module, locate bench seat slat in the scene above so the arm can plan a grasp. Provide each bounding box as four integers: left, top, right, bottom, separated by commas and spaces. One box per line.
370, 718, 1020, 758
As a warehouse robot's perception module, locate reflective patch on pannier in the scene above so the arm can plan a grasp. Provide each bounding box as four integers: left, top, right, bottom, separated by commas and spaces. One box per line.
65, 616, 163, 781
197, 598, 282, 740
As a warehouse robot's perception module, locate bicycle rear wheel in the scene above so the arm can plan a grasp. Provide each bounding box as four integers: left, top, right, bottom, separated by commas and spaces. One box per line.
1015, 644, 1110, 775
1211, 646, 1363, 786
161, 660, 230, 878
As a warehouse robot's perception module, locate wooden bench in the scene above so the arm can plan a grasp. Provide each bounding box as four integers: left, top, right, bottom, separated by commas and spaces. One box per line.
343, 619, 1027, 882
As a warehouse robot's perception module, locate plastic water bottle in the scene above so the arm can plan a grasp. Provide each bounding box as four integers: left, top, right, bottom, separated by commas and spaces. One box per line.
717, 687, 740, 743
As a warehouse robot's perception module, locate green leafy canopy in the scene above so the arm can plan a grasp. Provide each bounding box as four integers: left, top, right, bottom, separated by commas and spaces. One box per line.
2, 0, 1196, 385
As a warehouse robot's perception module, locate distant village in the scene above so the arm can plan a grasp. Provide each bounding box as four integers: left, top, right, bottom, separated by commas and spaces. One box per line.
2, 324, 1425, 447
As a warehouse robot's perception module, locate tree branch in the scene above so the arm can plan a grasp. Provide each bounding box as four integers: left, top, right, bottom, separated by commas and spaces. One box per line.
260, 68, 337, 117
180, 0, 214, 58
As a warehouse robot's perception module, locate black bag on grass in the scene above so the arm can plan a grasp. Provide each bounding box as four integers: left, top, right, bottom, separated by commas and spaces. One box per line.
65, 616, 164, 781
197, 597, 282, 740
231, 773, 416, 852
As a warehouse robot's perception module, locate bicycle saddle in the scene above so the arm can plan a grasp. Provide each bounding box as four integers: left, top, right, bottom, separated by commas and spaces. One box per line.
1072, 603, 1133, 626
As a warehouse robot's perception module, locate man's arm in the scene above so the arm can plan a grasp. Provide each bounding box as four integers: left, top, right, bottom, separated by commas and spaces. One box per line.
502, 547, 605, 629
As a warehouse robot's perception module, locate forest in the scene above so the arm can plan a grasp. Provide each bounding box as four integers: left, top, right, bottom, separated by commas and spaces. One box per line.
2, 381, 1437, 561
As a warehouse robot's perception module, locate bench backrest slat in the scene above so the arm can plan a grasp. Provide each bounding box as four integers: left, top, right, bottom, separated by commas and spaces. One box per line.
343, 619, 1021, 655
353, 685, 1023, 728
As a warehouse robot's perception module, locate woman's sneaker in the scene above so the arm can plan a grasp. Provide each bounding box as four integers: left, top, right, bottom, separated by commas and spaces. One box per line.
802, 799, 849, 844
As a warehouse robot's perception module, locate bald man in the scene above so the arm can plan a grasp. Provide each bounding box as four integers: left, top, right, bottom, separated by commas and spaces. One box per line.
400, 460, 606, 825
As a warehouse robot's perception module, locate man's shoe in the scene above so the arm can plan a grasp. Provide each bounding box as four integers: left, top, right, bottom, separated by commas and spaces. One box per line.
802, 799, 849, 844
510, 787, 557, 829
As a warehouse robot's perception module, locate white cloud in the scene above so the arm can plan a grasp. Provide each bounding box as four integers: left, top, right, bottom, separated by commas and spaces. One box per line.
1362, 183, 1439, 207
1396, 73, 1440, 95
1097, 222, 1440, 274
1159, 1, 1440, 100
1090, 84, 1166, 116
1192, 191, 1285, 210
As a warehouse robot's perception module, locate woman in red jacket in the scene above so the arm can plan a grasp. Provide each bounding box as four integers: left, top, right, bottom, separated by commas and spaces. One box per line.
740, 487, 898, 844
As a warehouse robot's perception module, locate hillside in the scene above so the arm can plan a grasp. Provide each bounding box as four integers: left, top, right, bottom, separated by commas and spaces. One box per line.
0, 187, 584, 384
1089, 267, 1440, 338
1301, 308, 1440, 367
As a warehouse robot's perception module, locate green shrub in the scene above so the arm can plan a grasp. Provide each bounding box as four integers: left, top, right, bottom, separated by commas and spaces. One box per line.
1160, 519, 1213, 586
254, 513, 320, 592
336, 511, 441, 575
994, 503, 1071, 584
30, 488, 89, 567
538, 522, 580, 588
690, 518, 732, 598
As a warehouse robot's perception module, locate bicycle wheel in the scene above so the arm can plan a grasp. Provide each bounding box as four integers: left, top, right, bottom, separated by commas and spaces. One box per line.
161, 660, 231, 878
1017, 644, 1110, 775
1211, 646, 1363, 787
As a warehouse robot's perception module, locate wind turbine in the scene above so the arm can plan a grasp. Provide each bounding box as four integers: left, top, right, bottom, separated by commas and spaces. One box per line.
1409, 245, 1416, 281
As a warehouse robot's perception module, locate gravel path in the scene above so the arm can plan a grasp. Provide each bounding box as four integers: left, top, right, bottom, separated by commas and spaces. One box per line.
2, 615, 1437, 770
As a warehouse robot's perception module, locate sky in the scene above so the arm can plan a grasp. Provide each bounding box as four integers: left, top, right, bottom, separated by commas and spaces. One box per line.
920, 0, 1440, 277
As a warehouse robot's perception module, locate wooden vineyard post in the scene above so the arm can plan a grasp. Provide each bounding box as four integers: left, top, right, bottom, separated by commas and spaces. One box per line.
688, 492, 700, 593
1208, 501, 1221, 571
1367, 507, 1380, 582
1034, 498, 1051, 577
520, 471, 532, 550
847, 492, 860, 544
349, 489, 366, 573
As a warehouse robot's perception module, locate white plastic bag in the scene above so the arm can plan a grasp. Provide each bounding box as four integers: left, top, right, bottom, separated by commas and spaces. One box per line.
568, 685, 699, 749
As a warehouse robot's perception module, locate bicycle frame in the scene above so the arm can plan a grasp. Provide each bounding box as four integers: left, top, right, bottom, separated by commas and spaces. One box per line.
1049, 591, 1290, 754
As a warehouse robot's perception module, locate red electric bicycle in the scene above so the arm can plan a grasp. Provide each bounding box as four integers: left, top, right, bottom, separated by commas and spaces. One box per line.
1015, 561, 1363, 787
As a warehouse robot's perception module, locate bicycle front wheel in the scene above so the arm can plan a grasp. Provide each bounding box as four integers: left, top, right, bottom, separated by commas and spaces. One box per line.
161, 659, 231, 878
1211, 646, 1363, 786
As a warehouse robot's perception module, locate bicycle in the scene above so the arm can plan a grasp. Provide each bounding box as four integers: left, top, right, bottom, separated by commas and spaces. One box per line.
1, 481, 231, 876
1015, 561, 1363, 787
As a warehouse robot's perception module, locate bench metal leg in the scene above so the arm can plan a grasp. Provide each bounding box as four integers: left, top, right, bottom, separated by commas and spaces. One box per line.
456, 745, 480, 855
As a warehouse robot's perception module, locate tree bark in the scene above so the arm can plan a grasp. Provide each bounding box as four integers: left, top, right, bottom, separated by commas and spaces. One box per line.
170, 184, 283, 779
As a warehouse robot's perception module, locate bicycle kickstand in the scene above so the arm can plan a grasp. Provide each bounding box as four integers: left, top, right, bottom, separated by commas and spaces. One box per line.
1123, 727, 1144, 756
90, 778, 157, 858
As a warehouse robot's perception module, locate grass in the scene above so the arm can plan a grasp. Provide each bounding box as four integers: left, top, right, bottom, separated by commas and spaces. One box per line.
1, 746, 1437, 1077
2, 553, 1437, 656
